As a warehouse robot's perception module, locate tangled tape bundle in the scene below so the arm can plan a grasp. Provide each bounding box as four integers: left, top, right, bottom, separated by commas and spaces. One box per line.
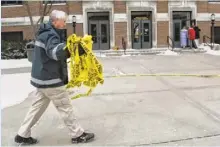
65, 34, 104, 100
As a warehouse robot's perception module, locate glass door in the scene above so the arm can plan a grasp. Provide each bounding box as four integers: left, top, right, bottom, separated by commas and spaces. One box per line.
142, 20, 151, 48
89, 21, 99, 50
99, 20, 109, 50
132, 20, 141, 49
173, 20, 182, 47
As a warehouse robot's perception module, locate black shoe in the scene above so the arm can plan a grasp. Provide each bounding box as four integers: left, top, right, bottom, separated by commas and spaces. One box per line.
14, 134, 38, 145
72, 132, 95, 143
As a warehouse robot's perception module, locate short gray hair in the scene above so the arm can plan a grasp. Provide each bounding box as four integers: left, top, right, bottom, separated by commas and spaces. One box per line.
50, 10, 67, 22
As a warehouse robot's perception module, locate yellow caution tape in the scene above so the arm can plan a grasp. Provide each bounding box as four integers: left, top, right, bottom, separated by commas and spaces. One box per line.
105, 74, 220, 78
65, 34, 104, 100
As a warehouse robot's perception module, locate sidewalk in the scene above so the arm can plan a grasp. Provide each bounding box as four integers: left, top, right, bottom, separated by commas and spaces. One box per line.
1, 54, 220, 146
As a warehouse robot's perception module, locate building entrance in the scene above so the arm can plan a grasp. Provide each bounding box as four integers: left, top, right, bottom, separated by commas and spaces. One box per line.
88, 12, 110, 50
131, 11, 152, 49
172, 11, 192, 47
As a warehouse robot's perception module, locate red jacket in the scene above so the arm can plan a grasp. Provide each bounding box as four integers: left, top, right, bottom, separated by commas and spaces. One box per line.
188, 28, 195, 40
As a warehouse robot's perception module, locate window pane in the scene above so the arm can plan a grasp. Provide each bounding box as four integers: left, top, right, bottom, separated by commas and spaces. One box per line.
101, 24, 107, 43
143, 23, 149, 42
133, 22, 140, 43
2, 32, 23, 42
1, 0, 22, 5
174, 23, 181, 42
91, 24, 97, 43
43, 0, 66, 4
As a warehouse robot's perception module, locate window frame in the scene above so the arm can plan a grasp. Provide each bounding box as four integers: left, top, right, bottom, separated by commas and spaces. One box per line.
1, 0, 23, 6
1, 31, 24, 42
42, 0, 66, 5
208, 0, 220, 3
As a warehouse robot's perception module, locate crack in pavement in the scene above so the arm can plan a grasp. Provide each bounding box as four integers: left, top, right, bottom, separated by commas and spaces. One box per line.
133, 133, 220, 146
91, 84, 220, 97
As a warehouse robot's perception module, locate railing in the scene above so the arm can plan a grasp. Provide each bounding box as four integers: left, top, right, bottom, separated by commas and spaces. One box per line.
167, 36, 174, 51
122, 37, 126, 55
203, 35, 214, 49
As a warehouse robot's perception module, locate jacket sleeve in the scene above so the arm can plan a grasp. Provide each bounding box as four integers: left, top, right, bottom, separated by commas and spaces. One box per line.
45, 33, 69, 61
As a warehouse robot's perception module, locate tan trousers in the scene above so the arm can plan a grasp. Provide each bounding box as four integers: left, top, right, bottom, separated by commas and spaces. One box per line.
18, 86, 84, 138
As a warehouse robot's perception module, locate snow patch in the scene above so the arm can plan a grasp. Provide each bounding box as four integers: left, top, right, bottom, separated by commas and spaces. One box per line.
199, 44, 220, 56
205, 49, 220, 56
1, 59, 31, 69
94, 53, 107, 57
157, 50, 179, 56
121, 54, 132, 57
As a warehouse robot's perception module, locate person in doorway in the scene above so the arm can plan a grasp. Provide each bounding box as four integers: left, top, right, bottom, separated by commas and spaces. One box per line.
188, 25, 197, 49
14, 10, 94, 145
192, 22, 201, 47
180, 26, 188, 48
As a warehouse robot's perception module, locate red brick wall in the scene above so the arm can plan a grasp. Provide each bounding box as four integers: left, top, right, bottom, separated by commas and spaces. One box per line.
68, 1, 82, 14
157, 1, 168, 13
208, 3, 220, 13
157, 21, 169, 47
1, 1, 81, 18
2, 26, 34, 39
114, 22, 127, 48
1, 1, 40, 18
66, 23, 83, 37
197, 1, 220, 13
2, 1, 83, 41
114, 1, 126, 13
197, 1, 208, 13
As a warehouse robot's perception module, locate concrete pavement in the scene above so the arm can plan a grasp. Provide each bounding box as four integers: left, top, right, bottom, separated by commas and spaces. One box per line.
1, 53, 220, 146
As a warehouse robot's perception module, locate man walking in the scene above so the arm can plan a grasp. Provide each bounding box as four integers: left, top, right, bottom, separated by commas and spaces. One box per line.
14, 10, 94, 145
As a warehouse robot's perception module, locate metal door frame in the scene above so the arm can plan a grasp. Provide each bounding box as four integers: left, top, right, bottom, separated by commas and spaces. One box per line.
132, 19, 141, 49
88, 20, 99, 50
88, 20, 110, 50
132, 19, 152, 49
173, 20, 182, 48
172, 11, 192, 48
99, 20, 110, 50
141, 20, 151, 49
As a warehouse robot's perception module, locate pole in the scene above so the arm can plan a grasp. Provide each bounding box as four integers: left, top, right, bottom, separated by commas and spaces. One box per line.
211, 21, 214, 49
74, 26, 76, 34
73, 23, 76, 34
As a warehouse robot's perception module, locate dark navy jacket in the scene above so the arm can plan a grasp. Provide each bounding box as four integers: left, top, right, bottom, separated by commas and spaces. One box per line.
31, 21, 69, 88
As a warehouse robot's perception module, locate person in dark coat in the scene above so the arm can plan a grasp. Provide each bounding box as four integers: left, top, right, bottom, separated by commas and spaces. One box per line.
192, 22, 201, 47
14, 10, 94, 145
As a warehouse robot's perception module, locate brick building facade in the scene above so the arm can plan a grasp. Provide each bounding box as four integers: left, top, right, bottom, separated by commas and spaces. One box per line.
1, 0, 220, 50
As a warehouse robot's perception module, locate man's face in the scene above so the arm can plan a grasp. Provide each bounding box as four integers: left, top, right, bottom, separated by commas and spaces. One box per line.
53, 19, 66, 29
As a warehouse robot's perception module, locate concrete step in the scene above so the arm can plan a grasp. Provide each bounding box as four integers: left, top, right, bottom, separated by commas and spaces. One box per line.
94, 48, 206, 56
